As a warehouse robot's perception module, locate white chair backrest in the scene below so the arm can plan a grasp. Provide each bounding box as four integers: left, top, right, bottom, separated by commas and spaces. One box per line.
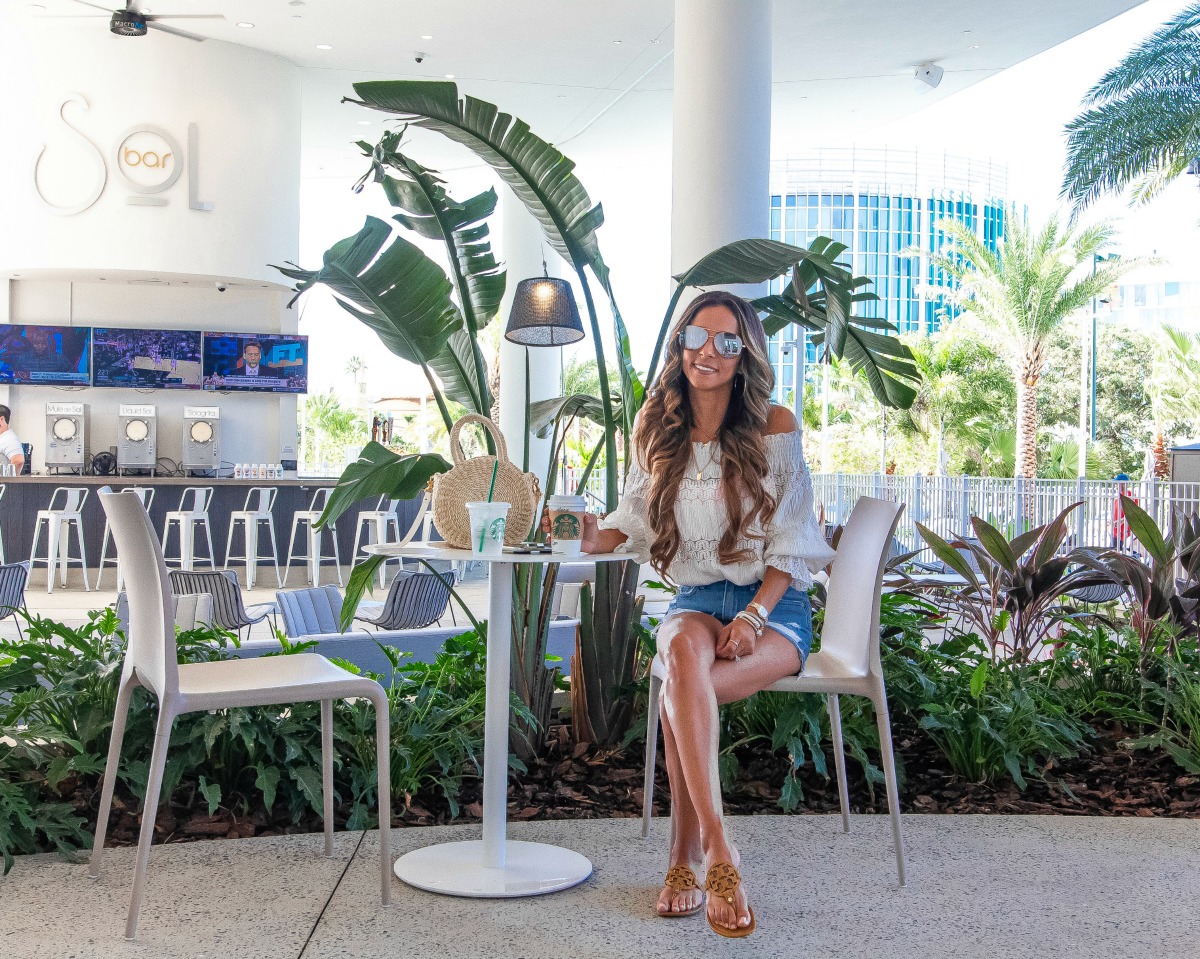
99, 488, 177, 699
821, 497, 904, 678
127, 486, 155, 510
307, 487, 332, 512
399, 491, 431, 547
179, 486, 212, 514
50, 486, 88, 514
243, 486, 277, 513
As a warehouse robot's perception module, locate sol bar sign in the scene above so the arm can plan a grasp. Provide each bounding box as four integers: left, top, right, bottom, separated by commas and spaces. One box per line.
31, 92, 213, 216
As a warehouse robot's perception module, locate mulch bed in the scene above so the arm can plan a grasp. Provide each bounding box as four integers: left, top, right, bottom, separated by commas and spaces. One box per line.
79, 718, 1200, 849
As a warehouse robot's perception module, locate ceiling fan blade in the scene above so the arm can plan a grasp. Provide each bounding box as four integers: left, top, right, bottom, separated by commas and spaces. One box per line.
68, 0, 119, 13
146, 21, 205, 41
144, 15, 228, 21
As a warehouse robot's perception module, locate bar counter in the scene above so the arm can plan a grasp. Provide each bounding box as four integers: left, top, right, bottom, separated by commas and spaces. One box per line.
0, 476, 423, 577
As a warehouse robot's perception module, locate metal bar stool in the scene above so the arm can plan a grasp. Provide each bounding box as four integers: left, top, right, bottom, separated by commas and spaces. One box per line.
224, 486, 283, 588
351, 495, 402, 588
285, 487, 343, 587
29, 486, 91, 593
162, 487, 217, 572
98, 487, 155, 590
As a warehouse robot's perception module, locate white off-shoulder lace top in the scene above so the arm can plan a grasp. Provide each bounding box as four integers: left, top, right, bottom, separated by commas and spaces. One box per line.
597, 431, 835, 591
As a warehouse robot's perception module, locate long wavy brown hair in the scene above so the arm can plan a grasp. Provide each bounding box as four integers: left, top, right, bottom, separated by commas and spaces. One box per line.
634, 290, 777, 575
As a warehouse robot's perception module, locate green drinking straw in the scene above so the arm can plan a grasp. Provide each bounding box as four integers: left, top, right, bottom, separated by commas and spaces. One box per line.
479, 460, 500, 552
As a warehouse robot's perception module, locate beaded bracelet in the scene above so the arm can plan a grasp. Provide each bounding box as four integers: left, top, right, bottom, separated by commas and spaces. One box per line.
733, 610, 764, 637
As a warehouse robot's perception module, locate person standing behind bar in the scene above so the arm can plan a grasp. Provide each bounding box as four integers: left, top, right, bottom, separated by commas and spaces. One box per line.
0, 404, 26, 472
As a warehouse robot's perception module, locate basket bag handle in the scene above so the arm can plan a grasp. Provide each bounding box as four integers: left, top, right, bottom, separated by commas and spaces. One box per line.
448, 413, 510, 467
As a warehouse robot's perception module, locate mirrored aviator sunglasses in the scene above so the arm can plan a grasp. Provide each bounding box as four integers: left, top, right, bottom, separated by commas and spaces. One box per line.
678, 326, 744, 357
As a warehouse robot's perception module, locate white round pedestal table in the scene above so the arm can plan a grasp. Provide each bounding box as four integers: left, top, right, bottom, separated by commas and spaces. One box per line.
362, 542, 629, 898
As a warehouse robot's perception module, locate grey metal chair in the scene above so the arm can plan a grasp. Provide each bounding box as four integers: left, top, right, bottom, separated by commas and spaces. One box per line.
168, 569, 276, 639
277, 585, 345, 638
0, 560, 30, 637
354, 569, 455, 631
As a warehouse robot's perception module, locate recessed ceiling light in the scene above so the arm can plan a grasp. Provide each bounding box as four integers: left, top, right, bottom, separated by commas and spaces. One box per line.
444, 73, 455, 79
315, 43, 333, 50
236, 22, 254, 28
289, 1, 306, 6
650, 38, 662, 44
358, 120, 371, 125
969, 43, 981, 49
556, 94, 567, 99
421, 34, 433, 40
612, 39, 622, 44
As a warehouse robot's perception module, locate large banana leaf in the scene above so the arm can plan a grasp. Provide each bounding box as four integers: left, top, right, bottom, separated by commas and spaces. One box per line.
348, 82, 605, 286
671, 237, 848, 288
316, 441, 449, 530
355, 132, 506, 417
756, 289, 920, 408
274, 216, 474, 407
346, 81, 623, 502
528, 393, 624, 439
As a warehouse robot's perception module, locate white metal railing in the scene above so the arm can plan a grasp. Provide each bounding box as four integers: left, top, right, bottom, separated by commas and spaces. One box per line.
810, 474, 1200, 555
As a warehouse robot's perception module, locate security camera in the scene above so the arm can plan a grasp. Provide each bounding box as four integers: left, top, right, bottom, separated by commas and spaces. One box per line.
414, 52, 426, 64
215, 282, 228, 292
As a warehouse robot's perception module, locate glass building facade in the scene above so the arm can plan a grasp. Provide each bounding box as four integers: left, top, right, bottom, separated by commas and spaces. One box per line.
765, 148, 1010, 405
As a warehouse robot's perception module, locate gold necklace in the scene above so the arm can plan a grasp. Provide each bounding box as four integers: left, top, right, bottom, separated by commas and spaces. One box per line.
693, 441, 717, 482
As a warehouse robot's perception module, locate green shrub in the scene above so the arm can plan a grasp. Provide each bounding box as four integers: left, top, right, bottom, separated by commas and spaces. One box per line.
0, 609, 523, 865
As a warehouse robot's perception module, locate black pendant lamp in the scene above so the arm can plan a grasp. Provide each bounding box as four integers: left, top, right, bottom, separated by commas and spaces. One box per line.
504, 264, 585, 347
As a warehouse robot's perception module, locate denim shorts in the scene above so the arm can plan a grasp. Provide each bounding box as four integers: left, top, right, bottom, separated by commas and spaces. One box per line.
665, 580, 814, 666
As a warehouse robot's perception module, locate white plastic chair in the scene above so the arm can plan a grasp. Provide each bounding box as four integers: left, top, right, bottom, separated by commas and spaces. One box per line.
98, 487, 155, 590
640, 496, 908, 885
28, 486, 90, 593
224, 486, 283, 588
162, 486, 217, 572
352, 495, 403, 588
90, 488, 392, 940
286, 487, 343, 587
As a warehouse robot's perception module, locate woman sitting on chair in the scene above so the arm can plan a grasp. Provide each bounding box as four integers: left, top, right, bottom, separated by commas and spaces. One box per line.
556, 290, 833, 937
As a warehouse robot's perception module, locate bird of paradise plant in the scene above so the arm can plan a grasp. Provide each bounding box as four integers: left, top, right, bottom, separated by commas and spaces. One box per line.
276, 80, 920, 754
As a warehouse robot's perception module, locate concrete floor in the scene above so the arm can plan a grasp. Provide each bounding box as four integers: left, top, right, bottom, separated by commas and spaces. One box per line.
2, 815, 1197, 958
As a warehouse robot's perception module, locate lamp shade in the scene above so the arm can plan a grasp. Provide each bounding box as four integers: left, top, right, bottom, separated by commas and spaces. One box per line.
504, 277, 585, 346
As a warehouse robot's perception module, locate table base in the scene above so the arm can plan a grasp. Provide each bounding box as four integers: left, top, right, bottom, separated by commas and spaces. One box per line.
393, 840, 592, 898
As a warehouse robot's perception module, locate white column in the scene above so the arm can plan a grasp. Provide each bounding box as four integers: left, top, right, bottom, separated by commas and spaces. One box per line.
497, 187, 562, 482
671, 0, 773, 284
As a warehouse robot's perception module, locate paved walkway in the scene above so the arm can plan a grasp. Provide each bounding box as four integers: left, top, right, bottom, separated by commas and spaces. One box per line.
3, 814, 1197, 958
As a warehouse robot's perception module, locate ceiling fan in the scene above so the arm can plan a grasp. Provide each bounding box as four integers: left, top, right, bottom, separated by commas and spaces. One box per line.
42, 1, 226, 43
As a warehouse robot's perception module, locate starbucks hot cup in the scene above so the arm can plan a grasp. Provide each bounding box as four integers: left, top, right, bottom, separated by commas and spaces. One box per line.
548, 494, 588, 556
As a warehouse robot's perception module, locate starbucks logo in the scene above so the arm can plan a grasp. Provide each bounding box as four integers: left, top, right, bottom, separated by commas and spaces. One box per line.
553, 513, 582, 538
488, 517, 506, 542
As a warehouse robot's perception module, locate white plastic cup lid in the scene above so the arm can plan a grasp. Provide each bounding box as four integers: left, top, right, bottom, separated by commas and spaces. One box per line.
466, 501, 511, 511
548, 495, 587, 509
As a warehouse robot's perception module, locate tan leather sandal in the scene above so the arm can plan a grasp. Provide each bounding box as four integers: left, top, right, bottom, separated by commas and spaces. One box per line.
704, 861, 756, 938
659, 865, 703, 918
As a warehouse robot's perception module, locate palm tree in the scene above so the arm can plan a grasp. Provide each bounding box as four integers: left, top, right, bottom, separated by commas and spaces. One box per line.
928, 212, 1135, 478
1063, 3, 1200, 211
896, 328, 1013, 474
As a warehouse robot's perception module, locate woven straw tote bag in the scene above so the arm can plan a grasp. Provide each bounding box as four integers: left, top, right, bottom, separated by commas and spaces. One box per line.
431, 414, 541, 548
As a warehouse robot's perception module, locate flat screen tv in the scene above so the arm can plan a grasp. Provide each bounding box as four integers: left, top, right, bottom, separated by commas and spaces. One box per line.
201, 332, 309, 394
92, 327, 203, 390
0, 324, 91, 386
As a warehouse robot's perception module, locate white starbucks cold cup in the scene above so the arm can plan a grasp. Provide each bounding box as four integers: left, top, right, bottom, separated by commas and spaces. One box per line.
466, 501, 510, 557
547, 494, 588, 556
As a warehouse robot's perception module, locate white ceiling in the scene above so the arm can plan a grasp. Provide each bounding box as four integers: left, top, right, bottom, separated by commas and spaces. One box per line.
16, 0, 1148, 172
